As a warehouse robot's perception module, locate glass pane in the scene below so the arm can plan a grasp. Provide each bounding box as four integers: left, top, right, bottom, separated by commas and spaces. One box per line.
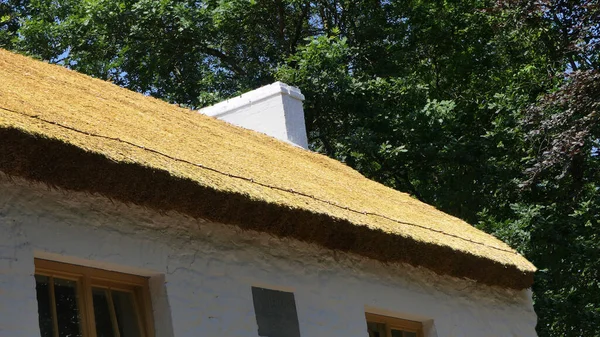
92, 288, 115, 337
391, 329, 403, 337
367, 322, 387, 337
53, 278, 82, 337
112, 290, 142, 337
391, 329, 417, 337
35, 275, 54, 337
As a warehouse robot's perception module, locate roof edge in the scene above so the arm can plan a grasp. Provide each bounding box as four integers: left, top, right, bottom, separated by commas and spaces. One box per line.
0, 127, 535, 289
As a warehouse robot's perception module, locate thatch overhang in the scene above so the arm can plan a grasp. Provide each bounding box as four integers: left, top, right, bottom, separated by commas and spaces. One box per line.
0, 49, 535, 289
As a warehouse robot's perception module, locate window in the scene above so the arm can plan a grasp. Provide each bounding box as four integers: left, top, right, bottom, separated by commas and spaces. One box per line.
34, 259, 154, 337
251, 286, 301, 337
366, 313, 423, 337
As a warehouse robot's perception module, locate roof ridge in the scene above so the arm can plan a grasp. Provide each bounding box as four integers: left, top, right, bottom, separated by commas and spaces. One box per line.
0, 104, 518, 256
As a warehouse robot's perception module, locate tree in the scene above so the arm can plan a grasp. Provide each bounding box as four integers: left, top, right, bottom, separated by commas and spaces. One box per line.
484, 1, 600, 335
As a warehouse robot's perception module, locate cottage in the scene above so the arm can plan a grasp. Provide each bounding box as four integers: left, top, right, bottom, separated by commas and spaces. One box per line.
0, 49, 537, 337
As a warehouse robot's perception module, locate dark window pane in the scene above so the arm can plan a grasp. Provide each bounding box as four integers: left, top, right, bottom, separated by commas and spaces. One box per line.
92, 288, 115, 337
391, 329, 403, 337
53, 278, 82, 337
391, 329, 417, 337
112, 290, 142, 337
35, 275, 54, 337
251, 287, 301, 337
367, 322, 386, 337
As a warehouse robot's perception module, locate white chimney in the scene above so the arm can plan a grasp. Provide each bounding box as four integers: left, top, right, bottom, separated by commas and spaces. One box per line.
199, 82, 308, 149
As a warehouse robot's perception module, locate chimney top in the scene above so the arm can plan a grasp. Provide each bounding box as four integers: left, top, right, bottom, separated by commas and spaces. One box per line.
199, 82, 308, 149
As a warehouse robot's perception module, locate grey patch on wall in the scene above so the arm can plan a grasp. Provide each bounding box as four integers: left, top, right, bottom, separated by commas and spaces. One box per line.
251, 287, 301, 337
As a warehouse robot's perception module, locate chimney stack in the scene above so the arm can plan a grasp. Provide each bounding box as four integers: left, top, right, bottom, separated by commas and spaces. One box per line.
199, 82, 308, 149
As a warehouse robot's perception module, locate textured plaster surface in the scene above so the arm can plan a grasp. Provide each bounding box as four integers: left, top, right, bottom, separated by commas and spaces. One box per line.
199, 81, 309, 148
0, 174, 537, 337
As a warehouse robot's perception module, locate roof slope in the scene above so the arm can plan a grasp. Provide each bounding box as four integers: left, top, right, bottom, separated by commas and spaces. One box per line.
0, 49, 535, 289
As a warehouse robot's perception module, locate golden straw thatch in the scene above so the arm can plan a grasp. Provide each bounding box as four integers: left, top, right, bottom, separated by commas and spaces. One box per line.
0, 49, 535, 289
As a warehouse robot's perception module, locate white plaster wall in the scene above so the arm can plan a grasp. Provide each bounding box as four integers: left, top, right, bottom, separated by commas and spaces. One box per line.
199, 82, 309, 149
0, 174, 537, 337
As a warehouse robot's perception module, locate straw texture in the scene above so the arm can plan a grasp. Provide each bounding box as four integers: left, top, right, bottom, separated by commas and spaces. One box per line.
0, 49, 535, 289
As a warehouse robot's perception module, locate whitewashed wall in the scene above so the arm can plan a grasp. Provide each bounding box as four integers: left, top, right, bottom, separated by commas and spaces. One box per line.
0, 174, 537, 337
199, 81, 309, 149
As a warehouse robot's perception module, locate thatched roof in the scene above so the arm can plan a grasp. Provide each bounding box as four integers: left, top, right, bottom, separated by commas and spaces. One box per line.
0, 49, 535, 289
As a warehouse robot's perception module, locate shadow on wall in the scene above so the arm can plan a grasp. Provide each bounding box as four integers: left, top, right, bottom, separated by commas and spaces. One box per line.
149, 274, 176, 337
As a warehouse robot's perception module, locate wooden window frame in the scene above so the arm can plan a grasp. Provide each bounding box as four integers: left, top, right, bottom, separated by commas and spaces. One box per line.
366, 312, 424, 337
35, 259, 155, 337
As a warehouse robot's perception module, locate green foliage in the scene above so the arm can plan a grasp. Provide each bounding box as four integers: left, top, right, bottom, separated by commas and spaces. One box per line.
1, 0, 599, 335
